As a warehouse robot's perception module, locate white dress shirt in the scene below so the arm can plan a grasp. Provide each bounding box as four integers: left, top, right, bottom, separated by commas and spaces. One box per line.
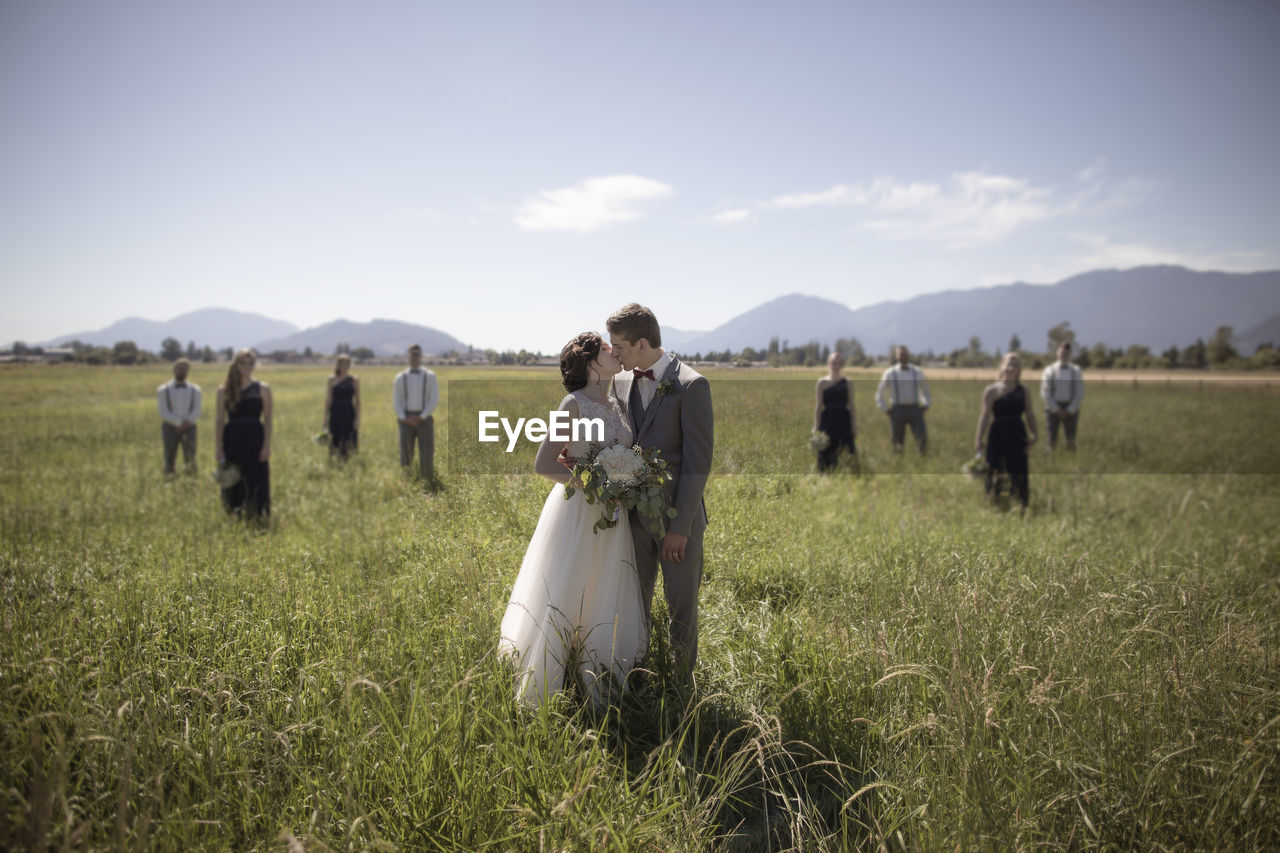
157, 379, 202, 426
393, 367, 439, 420
632, 352, 672, 408
1041, 361, 1084, 413
876, 363, 930, 411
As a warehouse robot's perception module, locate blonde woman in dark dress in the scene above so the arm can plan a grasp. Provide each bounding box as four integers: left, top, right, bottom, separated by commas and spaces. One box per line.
215, 349, 273, 521
975, 353, 1038, 510
814, 352, 857, 472
323, 354, 360, 459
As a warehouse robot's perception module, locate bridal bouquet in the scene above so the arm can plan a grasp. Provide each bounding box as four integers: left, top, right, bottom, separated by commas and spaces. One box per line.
313, 430, 331, 445
808, 430, 830, 452
564, 443, 677, 536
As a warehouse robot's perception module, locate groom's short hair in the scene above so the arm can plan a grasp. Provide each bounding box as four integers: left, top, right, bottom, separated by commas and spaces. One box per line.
607, 303, 662, 348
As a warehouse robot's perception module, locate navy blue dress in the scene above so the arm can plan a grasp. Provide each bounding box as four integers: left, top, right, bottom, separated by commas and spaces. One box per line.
222, 381, 270, 519
328, 376, 358, 459
818, 377, 857, 472
985, 384, 1029, 508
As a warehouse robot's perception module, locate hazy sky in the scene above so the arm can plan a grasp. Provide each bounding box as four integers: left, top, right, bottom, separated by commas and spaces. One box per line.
2, 0, 1278, 353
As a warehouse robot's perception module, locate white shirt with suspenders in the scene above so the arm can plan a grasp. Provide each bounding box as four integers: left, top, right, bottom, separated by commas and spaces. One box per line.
158, 379, 202, 426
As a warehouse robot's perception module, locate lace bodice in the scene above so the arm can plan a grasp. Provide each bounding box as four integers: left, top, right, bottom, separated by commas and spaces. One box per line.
567, 390, 632, 458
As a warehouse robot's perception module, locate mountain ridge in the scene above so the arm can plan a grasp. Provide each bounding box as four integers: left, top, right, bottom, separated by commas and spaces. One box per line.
676, 266, 1280, 356
31, 266, 1280, 356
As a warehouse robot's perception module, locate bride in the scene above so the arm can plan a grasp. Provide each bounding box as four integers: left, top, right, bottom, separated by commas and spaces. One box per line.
499, 332, 648, 707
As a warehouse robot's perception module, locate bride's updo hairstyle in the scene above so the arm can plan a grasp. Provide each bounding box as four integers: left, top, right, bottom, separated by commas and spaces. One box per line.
560, 332, 603, 391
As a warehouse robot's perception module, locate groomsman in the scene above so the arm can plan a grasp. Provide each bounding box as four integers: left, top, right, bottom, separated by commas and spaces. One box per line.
157, 358, 202, 474
393, 345, 439, 480
876, 345, 931, 454
1041, 341, 1084, 450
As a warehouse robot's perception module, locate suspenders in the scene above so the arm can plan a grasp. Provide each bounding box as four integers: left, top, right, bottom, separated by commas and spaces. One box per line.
892, 367, 913, 406
164, 384, 196, 419
402, 371, 429, 412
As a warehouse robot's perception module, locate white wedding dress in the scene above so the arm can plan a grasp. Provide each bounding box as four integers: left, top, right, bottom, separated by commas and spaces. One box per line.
499, 390, 648, 707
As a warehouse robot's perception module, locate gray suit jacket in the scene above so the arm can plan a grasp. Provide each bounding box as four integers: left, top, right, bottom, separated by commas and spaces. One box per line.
613, 357, 713, 540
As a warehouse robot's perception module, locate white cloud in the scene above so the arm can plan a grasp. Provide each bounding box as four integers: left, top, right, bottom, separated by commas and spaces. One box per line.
771, 184, 854, 208
766, 166, 1156, 248
708, 208, 752, 224
514, 174, 674, 233
848, 172, 1054, 247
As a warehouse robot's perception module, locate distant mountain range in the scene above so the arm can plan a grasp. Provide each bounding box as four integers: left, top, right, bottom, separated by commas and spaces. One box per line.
1237, 313, 1280, 353
49, 308, 300, 352
255, 319, 465, 357
672, 266, 1280, 356
35, 266, 1280, 358
46, 310, 465, 356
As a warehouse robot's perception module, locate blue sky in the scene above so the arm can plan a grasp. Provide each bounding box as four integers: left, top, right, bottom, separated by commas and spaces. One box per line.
2, 0, 1277, 353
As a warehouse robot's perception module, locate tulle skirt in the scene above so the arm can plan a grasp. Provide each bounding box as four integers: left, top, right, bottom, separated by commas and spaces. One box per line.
499, 484, 648, 708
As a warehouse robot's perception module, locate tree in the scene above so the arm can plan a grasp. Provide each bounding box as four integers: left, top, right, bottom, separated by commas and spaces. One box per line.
303, 346, 314, 359
160, 337, 184, 361
218, 347, 234, 362
1047, 322, 1075, 353
1180, 338, 1207, 369
351, 346, 376, 361
112, 340, 140, 365
201, 346, 216, 363
1008, 333, 1022, 353
186, 340, 199, 360
1206, 326, 1238, 365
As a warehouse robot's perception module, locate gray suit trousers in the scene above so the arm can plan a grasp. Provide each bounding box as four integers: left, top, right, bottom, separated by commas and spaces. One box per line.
162, 423, 197, 473
399, 415, 434, 478
629, 513, 705, 677
889, 404, 927, 453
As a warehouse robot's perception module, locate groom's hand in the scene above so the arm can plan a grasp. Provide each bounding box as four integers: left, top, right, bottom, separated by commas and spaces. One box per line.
662, 532, 689, 564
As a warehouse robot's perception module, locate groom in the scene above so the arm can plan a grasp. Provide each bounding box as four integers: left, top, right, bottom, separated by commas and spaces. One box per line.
607, 303, 713, 680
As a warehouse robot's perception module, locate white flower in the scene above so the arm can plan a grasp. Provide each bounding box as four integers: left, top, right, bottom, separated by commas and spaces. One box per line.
595, 444, 647, 485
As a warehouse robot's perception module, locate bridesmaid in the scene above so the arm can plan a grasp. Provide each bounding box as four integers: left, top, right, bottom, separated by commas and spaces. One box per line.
814, 352, 857, 472
215, 348, 273, 522
323, 354, 360, 459
974, 352, 1038, 510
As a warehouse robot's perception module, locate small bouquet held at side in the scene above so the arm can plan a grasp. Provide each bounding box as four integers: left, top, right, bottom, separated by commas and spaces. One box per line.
211, 461, 241, 488
808, 430, 830, 452
962, 451, 989, 480
564, 443, 678, 536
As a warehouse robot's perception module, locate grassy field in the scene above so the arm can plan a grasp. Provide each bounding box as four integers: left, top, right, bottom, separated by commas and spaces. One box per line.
2, 362, 1278, 851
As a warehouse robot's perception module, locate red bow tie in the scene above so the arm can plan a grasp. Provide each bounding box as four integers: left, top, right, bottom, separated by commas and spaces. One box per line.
633, 368, 655, 381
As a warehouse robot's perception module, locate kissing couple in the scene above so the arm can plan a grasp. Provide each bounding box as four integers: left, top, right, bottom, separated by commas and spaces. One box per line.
499, 303, 714, 707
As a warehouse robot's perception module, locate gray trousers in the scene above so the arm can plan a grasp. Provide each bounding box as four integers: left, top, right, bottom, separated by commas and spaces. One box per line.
629, 514, 705, 678
398, 414, 434, 478
162, 423, 197, 473
889, 404, 927, 453
1046, 409, 1079, 449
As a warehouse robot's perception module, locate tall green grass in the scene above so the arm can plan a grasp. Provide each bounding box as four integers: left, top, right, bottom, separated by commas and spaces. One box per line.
2, 363, 1277, 850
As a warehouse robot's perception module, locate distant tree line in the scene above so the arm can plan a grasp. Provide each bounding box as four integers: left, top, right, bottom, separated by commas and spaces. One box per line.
482, 348, 542, 365
9, 323, 1277, 370
675, 321, 1280, 371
